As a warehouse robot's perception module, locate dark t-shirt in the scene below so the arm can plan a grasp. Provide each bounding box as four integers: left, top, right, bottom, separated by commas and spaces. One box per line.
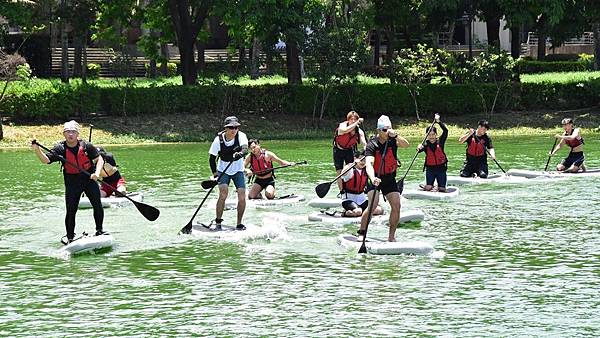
46, 140, 99, 176
365, 136, 398, 178
465, 133, 493, 150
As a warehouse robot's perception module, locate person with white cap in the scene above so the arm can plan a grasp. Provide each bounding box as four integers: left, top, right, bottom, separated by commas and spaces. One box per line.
31, 120, 107, 244
357, 115, 409, 242
208, 116, 249, 230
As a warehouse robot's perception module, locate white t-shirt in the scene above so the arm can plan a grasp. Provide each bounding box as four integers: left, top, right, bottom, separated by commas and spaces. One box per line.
341, 167, 367, 205
208, 131, 248, 175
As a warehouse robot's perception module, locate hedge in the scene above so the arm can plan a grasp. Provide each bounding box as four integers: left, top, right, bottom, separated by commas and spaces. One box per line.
3, 80, 600, 119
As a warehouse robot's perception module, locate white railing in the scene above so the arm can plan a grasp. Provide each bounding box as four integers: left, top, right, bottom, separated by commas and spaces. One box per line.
527, 32, 594, 46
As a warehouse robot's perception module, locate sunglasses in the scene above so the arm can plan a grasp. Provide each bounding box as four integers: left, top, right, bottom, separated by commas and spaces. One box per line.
227, 126, 239, 130
379, 128, 389, 132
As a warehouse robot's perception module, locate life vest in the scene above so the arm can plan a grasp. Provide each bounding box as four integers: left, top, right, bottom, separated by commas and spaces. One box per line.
564, 130, 584, 148
63, 141, 92, 174
373, 140, 398, 176
250, 150, 273, 176
343, 167, 368, 194
425, 143, 447, 166
467, 135, 486, 157
218, 132, 240, 162
334, 123, 359, 150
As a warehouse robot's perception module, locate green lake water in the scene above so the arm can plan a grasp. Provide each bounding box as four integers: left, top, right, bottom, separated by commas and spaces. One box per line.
1, 136, 599, 336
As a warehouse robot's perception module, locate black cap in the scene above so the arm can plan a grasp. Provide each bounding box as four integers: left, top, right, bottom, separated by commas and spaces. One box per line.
224, 116, 241, 127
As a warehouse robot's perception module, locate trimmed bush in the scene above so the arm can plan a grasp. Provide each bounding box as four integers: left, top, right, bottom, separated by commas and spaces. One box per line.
517, 54, 595, 74
145, 62, 178, 77
87, 63, 101, 79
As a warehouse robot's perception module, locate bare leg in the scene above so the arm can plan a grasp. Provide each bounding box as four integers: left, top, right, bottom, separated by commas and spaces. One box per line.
216, 185, 228, 223
386, 192, 402, 242
556, 164, 566, 172
336, 169, 343, 192
373, 205, 384, 216
236, 188, 246, 225
265, 185, 276, 199
359, 190, 380, 237
117, 184, 127, 194
566, 164, 580, 173
248, 183, 263, 199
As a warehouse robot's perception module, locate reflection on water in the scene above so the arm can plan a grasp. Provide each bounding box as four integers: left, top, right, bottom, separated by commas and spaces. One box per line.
1, 138, 599, 336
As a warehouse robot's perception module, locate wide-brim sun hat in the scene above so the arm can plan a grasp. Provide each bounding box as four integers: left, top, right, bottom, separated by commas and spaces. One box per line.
224, 116, 241, 127
63, 120, 80, 132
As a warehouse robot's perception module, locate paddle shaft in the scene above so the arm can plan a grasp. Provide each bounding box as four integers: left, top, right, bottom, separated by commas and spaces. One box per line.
472, 131, 506, 174
359, 139, 389, 253
88, 124, 94, 142
400, 117, 437, 181
251, 160, 307, 176
331, 156, 365, 184
181, 160, 235, 233
544, 138, 559, 171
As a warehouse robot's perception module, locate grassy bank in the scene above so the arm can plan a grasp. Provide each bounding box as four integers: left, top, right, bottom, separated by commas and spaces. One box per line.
2, 109, 599, 149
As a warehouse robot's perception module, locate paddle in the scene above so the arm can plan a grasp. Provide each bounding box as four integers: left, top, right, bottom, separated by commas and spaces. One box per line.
88, 124, 94, 142
358, 137, 389, 254
32, 140, 160, 221
396, 117, 437, 194
179, 160, 235, 234
472, 131, 506, 174
251, 160, 307, 176
544, 138, 559, 171
315, 156, 365, 198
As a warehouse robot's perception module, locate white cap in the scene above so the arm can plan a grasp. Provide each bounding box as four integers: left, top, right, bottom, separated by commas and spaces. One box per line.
376, 115, 392, 130
63, 120, 80, 132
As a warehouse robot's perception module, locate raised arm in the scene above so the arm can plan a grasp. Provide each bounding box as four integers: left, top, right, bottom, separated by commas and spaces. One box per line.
459, 129, 474, 143
267, 151, 292, 166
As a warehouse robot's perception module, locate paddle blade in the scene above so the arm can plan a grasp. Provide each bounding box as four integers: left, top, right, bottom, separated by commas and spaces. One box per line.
179, 222, 192, 235
133, 201, 160, 221
358, 242, 367, 254
396, 178, 404, 194
315, 182, 331, 198
201, 180, 218, 189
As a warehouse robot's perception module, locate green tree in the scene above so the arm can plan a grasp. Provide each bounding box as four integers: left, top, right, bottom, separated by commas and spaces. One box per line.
582, 0, 600, 70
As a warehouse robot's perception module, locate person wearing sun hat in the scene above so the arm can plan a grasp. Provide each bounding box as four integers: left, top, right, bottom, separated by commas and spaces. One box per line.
357, 115, 409, 242
31, 120, 107, 244
208, 116, 249, 230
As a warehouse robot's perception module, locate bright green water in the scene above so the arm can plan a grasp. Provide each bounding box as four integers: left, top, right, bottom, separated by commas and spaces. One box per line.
1, 137, 599, 336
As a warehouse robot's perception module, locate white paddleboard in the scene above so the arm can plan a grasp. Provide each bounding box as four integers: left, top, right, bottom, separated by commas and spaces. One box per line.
307, 196, 407, 209
79, 192, 143, 209
337, 234, 434, 255
308, 209, 425, 225
446, 173, 529, 185
506, 168, 600, 179
402, 186, 459, 200
59, 233, 114, 255
190, 222, 284, 241
224, 194, 305, 210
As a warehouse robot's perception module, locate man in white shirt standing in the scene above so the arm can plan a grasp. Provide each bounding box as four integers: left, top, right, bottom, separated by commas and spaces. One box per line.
208, 116, 249, 230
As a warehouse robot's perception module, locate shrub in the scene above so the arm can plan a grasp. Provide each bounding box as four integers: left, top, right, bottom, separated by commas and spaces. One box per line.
87, 63, 101, 78
517, 59, 590, 74
15, 63, 32, 80
145, 62, 178, 77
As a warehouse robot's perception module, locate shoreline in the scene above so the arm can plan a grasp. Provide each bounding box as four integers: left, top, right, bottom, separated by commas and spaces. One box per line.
2, 110, 599, 149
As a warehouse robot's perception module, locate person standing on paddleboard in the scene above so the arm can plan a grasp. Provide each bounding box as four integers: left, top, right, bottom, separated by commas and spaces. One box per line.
208, 116, 249, 230
31, 120, 107, 244
333, 111, 367, 194
549, 118, 586, 173
358, 115, 409, 242
244, 138, 294, 200
458, 120, 496, 178
417, 114, 448, 192
339, 151, 384, 217
96, 147, 127, 197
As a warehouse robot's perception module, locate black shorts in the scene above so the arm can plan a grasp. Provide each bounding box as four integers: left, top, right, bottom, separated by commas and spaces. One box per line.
561, 151, 585, 168
254, 176, 275, 189
333, 147, 354, 170
342, 200, 368, 211
460, 156, 488, 178
366, 173, 399, 196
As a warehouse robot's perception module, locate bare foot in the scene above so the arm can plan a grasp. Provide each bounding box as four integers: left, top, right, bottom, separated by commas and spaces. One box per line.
388, 237, 396, 242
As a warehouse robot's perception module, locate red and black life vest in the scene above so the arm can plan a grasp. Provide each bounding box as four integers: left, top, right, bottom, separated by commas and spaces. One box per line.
334, 123, 359, 150
343, 167, 368, 194
250, 150, 273, 176
63, 141, 92, 174
373, 142, 398, 176
467, 136, 486, 157
425, 143, 447, 166
564, 130, 584, 148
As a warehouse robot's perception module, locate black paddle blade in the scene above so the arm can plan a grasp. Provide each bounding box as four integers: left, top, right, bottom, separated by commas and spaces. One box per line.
315, 182, 331, 198
358, 242, 367, 254
179, 222, 192, 235
396, 178, 404, 194
201, 180, 218, 189
134, 201, 160, 221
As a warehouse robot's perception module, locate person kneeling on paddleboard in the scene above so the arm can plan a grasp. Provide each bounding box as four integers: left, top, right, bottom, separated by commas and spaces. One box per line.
549, 118, 586, 173
357, 115, 409, 242
96, 147, 127, 197
31, 120, 108, 244
244, 139, 294, 200
338, 151, 384, 217
208, 116, 249, 230
333, 111, 367, 194
458, 120, 496, 178
417, 114, 448, 192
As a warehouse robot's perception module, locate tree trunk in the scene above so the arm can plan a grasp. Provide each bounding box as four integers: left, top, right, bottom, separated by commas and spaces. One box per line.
403, 25, 413, 49
82, 32, 88, 83
286, 41, 302, 84
0, 80, 8, 141
160, 43, 169, 76
537, 31, 546, 60
384, 29, 395, 65
196, 40, 205, 73
510, 25, 521, 59
73, 35, 83, 77
594, 23, 600, 70
149, 59, 157, 78
60, 3, 69, 84
250, 37, 260, 79
486, 18, 501, 49
373, 29, 380, 66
